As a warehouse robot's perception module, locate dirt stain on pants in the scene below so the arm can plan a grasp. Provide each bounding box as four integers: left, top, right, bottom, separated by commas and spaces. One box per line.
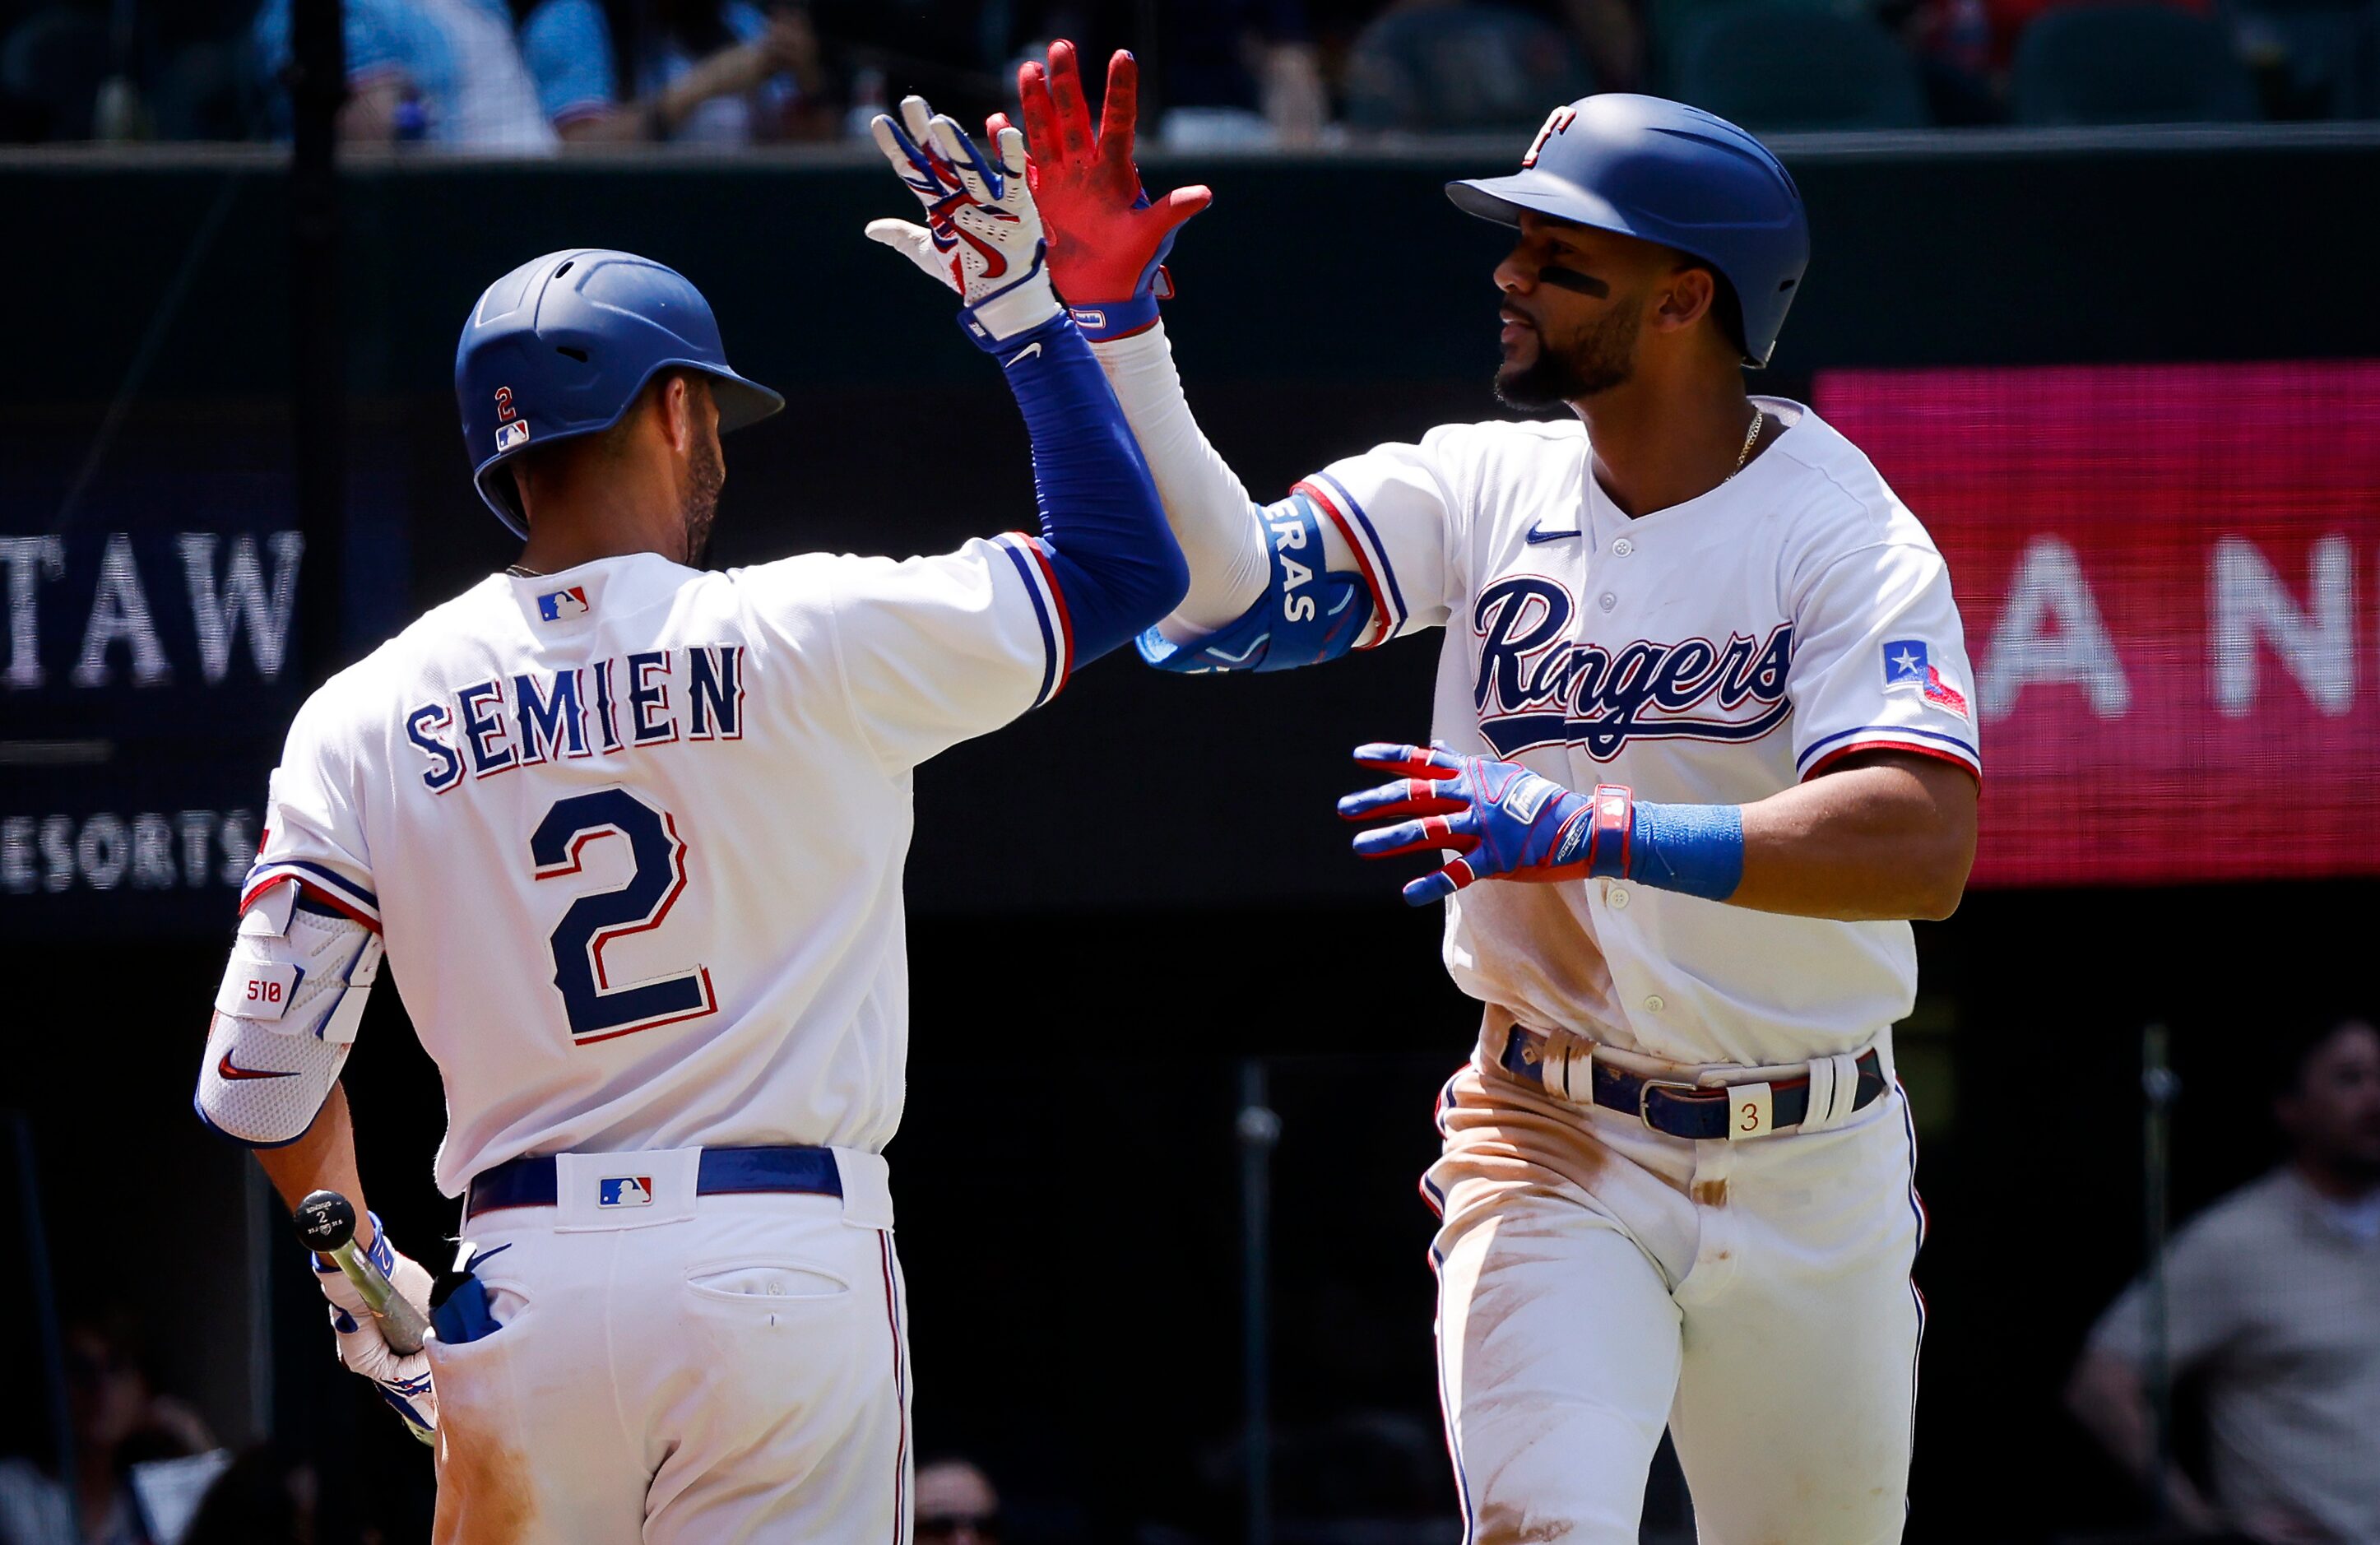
433, 1412, 536, 1544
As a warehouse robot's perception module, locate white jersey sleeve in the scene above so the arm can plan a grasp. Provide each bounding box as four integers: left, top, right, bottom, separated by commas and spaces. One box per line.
1089, 322, 1459, 649
244, 681, 382, 926
1784, 513, 1982, 782
1298, 425, 1472, 647
205, 679, 384, 1145
746, 535, 1064, 772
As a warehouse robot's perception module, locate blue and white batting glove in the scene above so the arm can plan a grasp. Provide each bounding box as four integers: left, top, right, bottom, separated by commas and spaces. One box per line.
313, 1213, 438, 1437
864, 95, 1060, 346
1338, 743, 1747, 907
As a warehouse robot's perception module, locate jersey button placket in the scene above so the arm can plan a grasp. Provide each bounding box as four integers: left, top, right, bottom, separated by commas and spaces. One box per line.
1602, 533, 1632, 611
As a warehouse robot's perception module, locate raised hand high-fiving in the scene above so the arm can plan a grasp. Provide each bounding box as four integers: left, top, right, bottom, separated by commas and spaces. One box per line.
865, 95, 1059, 344
1008, 40, 1210, 338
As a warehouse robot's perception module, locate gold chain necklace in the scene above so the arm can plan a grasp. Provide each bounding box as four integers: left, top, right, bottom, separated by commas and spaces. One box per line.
1731, 407, 1765, 477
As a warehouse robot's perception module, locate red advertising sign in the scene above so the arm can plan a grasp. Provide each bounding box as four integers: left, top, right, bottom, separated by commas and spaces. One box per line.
1815, 362, 2380, 888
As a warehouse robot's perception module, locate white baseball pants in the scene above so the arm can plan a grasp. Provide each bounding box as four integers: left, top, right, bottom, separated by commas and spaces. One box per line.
423, 1149, 911, 1545
1425, 1051, 1925, 1545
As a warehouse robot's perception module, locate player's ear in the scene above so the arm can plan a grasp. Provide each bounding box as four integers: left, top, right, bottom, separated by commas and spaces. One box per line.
1654, 264, 1715, 336
656, 371, 698, 457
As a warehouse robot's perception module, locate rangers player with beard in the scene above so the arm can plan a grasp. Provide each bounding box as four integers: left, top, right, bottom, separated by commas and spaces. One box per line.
193, 100, 1183, 1541
1009, 49, 1979, 1543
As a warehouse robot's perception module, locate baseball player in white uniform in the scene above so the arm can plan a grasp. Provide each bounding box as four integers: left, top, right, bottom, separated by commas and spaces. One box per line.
192, 100, 1185, 1543
1005, 52, 1981, 1543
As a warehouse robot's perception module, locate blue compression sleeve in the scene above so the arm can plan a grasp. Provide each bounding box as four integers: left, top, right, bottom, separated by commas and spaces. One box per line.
975, 314, 1188, 666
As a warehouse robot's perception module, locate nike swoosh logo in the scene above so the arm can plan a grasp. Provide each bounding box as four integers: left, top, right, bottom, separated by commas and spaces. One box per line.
1524, 524, 1582, 545
1004, 342, 1042, 367
216, 1049, 298, 1081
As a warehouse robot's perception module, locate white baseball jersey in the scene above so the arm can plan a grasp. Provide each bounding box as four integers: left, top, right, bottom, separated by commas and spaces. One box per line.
1299, 399, 1979, 1068
243, 536, 1070, 1196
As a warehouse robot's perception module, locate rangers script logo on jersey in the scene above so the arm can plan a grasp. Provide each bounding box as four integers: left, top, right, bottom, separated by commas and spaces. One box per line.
1471, 575, 1793, 759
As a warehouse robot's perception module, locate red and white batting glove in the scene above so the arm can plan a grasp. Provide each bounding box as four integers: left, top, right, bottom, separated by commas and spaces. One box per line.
1007, 40, 1210, 340
314, 1215, 438, 1437
865, 94, 1059, 344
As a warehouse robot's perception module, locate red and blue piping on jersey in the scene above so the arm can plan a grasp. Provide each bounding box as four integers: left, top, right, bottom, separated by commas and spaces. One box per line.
995, 532, 1074, 708
1296, 473, 1409, 648
1797, 724, 1980, 782
240, 861, 381, 931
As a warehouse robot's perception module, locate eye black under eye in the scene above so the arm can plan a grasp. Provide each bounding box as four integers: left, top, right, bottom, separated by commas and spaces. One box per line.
1538, 265, 1607, 296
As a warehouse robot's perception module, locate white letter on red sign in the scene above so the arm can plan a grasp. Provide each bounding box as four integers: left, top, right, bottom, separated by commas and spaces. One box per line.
1980, 536, 2132, 721
2210, 534, 2354, 717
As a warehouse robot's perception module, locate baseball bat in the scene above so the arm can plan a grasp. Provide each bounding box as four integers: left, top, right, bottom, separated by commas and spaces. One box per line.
294, 1190, 432, 1356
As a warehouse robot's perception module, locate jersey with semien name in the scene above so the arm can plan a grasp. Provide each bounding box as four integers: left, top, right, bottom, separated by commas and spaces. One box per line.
243, 536, 1072, 1195
1300, 401, 1979, 1068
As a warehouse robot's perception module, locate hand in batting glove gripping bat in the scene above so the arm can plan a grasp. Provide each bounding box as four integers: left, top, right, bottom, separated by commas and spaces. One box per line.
1338, 744, 1747, 907
865, 96, 1058, 345
1008, 40, 1211, 340
314, 1213, 438, 1438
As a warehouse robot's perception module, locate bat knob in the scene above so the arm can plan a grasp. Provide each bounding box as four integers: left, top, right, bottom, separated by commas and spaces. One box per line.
295, 1190, 357, 1253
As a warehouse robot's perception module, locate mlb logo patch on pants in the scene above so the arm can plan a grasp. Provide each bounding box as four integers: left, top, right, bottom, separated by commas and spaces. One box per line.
599, 1176, 654, 1209
554, 1149, 699, 1230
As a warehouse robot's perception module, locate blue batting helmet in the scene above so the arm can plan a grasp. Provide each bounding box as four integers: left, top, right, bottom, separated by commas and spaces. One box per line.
1447, 95, 1810, 367
456, 249, 785, 536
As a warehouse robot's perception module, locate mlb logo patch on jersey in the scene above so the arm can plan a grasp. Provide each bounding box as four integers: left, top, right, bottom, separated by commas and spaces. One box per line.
598, 1175, 654, 1209
1882, 639, 1969, 720
537, 586, 590, 622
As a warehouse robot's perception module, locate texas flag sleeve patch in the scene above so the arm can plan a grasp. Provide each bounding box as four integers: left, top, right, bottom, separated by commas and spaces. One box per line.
1882, 638, 1969, 720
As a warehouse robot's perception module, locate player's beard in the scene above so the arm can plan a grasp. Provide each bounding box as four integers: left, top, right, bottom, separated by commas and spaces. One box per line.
680, 437, 725, 567
1496, 301, 1642, 411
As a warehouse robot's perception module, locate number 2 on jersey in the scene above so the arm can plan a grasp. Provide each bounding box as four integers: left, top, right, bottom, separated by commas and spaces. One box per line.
531, 788, 717, 1042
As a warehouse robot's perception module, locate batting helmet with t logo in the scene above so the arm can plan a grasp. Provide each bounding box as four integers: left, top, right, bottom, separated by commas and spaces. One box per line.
1446, 95, 1811, 368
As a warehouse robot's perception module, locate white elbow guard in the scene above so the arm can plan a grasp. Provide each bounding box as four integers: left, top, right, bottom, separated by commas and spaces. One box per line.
195, 880, 383, 1147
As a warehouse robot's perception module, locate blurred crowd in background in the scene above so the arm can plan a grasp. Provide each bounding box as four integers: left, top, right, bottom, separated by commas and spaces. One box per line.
0, 0, 2371, 151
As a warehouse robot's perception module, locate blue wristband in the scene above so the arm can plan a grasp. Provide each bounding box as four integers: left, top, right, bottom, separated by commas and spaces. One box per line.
1628, 800, 1746, 902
